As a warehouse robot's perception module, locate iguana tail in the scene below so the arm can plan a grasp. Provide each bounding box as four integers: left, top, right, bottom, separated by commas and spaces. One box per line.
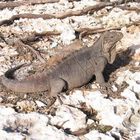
2, 64, 49, 93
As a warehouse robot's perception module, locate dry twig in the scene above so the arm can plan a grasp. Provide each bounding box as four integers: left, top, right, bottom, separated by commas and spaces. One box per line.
76, 20, 140, 37
1, 31, 48, 63
117, 6, 140, 13
12, 20, 140, 45
0, 14, 55, 26
0, 0, 59, 10
0, 2, 115, 26
16, 40, 46, 63
10, 20, 140, 47
13, 31, 59, 63
1, 0, 139, 26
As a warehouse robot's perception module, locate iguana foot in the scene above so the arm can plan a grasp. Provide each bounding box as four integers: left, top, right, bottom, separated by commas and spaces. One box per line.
99, 82, 114, 97
57, 92, 67, 105
37, 97, 57, 114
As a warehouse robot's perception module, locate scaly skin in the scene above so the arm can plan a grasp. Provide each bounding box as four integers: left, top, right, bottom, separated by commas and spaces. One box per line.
1, 31, 123, 97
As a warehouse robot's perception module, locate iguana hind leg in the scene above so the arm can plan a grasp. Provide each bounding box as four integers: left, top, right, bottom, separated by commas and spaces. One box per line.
49, 78, 67, 97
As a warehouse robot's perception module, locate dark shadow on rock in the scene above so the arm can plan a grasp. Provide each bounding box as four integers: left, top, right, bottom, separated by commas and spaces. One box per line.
103, 47, 134, 82
3, 126, 29, 135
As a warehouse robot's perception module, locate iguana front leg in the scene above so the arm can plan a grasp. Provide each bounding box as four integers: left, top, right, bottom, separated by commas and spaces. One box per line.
94, 57, 106, 84
95, 71, 112, 96
95, 71, 105, 85
94, 57, 111, 91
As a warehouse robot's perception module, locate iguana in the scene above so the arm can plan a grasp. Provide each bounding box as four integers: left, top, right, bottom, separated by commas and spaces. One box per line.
1, 31, 123, 97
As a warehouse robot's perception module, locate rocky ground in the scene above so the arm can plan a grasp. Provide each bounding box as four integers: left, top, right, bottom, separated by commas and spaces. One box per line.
0, 0, 140, 140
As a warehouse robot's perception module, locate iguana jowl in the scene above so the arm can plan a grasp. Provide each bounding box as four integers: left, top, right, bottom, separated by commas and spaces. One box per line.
1, 31, 123, 97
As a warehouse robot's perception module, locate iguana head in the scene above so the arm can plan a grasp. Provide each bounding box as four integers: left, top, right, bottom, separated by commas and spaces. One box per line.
102, 31, 123, 64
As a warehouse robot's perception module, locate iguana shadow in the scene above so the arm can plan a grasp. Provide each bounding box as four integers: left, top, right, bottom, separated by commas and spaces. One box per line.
103, 47, 134, 82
